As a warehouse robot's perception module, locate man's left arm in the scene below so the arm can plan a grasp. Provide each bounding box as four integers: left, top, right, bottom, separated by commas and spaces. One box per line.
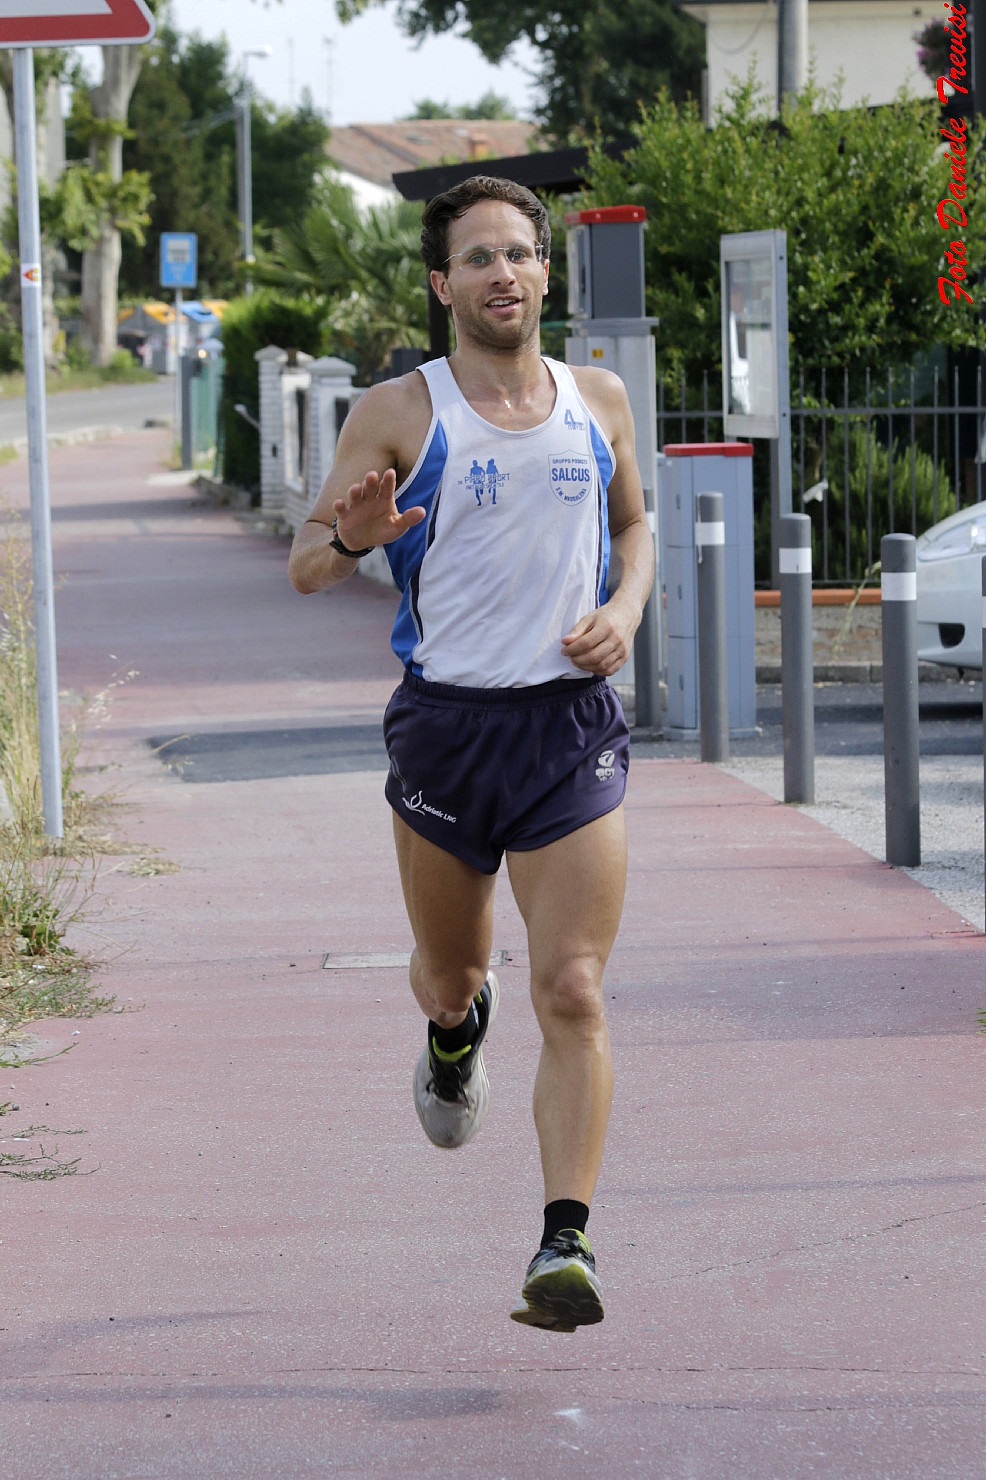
561, 374, 655, 678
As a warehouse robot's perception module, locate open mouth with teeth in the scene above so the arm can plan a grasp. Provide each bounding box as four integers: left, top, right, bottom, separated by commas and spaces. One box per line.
487, 297, 521, 314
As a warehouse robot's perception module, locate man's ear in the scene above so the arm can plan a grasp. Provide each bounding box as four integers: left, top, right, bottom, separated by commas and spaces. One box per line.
430, 269, 452, 307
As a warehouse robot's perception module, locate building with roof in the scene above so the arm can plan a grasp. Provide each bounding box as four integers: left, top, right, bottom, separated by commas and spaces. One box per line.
324, 118, 541, 210
681, 0, 942, 119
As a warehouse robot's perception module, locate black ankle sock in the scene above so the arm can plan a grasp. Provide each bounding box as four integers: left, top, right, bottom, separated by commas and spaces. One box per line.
541, 1199, 590, 1248
429, 1001, 479, 1056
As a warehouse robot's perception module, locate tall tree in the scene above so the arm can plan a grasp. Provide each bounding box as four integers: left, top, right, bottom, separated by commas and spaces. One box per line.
121, 27, 240, 296
73, 42, 150, 363
405, 89, 516, 120
122, 31, 329, 299
335, 0, 704, 140
0, 53, 66, 365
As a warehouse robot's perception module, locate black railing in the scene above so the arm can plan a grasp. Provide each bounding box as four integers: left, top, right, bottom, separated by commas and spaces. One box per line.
657, 365, 984, 584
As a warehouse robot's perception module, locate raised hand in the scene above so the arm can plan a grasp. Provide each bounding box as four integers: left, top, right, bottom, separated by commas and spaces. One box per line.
333, 469, 426, 551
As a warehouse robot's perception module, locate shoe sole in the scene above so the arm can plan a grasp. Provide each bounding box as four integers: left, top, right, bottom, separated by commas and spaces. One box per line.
413, 972, 499, 1150
510, 1259, 605, 1331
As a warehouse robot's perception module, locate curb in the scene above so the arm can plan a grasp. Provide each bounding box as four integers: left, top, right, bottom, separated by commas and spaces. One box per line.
755, 661, 963, 684
0, 418, 172, 459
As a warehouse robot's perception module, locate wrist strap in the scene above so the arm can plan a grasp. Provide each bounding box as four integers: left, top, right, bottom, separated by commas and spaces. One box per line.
329, 518, 375, 560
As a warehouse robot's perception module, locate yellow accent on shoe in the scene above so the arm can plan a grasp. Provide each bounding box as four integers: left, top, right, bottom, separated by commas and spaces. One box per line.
430, 1037, 473, 1065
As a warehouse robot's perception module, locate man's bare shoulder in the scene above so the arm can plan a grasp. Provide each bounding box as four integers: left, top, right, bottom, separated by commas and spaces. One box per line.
569, 364, 628, 411
344, 368, 434, 476
569, 364, 631, 435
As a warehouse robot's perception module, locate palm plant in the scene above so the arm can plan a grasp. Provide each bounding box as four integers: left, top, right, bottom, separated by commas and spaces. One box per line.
254, 178, 429, 382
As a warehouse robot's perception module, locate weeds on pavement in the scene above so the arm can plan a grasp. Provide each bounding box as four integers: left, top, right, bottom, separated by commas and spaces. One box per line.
0, 515, 113, 1045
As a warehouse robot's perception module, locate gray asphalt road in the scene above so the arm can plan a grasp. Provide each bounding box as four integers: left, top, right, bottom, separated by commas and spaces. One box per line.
0, 378, 173, 444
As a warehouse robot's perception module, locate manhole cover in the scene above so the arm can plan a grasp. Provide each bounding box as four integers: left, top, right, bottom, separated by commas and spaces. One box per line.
322, 949, 516, 970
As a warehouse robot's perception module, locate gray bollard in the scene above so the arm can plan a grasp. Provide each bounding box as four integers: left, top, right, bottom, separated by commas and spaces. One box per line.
779, 513, 815, 803
180, 353, 195, 471
881, 533, 920, 866
696, 490, 729, 762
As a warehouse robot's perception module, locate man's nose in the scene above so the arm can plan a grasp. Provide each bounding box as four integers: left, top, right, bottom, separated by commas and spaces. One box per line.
490, 249, 518, 279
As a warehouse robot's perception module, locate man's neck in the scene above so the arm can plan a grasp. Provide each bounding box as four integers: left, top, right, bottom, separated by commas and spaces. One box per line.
447, 342, 551, 424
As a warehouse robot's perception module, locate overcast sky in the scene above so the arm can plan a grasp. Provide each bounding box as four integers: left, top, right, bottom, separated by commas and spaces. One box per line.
165, 0, 539, 125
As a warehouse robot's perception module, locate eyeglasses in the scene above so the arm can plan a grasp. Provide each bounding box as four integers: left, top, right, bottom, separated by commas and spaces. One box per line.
444, 243, 547, 272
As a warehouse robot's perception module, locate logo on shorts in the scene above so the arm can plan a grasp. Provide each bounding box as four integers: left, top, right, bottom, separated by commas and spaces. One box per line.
403, 789, 457, 825
550, 453, 592, 506
462, 457, 508, 507
595, 749, 616, 782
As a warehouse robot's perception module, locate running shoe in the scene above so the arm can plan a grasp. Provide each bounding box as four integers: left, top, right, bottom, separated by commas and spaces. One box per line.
412, 972, 499, 1149
510, 1229, 605, 1332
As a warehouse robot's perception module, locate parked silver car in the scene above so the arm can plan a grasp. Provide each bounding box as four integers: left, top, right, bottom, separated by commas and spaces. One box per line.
915, 500, 986, 671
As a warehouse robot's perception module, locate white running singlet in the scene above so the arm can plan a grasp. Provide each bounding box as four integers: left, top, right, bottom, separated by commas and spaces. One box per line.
386, 356, 616, 688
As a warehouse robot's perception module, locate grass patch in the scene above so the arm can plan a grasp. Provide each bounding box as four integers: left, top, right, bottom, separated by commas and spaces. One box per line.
0, 353, 157, 399
0, 518, 114, 1046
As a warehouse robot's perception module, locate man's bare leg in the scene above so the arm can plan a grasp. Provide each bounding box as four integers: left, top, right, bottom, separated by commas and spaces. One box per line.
506, 806, 626, 1203
505, 806, 627, 1328
392, 814, 497, 1026
393, 814, 500, 1149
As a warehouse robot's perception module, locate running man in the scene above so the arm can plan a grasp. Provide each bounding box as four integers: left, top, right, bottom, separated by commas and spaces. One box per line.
289, 175, 654, 1332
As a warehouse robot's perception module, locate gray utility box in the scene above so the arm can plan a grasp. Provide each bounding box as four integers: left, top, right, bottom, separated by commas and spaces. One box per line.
661, 443, 757, 739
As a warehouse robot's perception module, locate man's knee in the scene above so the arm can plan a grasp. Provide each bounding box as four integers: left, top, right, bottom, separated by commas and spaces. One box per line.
411, 949, 487, 1021
532, 958, 606, 1033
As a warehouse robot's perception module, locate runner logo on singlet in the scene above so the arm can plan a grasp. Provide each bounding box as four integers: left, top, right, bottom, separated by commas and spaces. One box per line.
595, 750, 616, 782
549, 453, 592, 506
462, 458, 509, 507
564, 408, 585, 431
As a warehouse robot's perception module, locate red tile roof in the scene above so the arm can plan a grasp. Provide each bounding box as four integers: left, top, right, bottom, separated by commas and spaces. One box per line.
327, 119, 542, 189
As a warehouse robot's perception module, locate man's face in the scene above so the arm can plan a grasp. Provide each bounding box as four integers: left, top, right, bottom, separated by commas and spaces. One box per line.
430, 200, 550, 354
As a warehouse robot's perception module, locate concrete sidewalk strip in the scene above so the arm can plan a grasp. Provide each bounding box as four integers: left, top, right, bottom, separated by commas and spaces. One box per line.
1, 433, 984, 1480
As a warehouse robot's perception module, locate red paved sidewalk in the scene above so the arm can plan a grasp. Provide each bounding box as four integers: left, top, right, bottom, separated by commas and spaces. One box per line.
1, 433, 983, 1480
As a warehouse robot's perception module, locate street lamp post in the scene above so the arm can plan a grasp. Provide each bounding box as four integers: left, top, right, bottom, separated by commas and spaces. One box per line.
236, 47, 271, 295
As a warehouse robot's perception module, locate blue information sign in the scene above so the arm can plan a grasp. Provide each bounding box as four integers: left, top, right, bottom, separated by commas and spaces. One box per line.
160, 233, 198, 290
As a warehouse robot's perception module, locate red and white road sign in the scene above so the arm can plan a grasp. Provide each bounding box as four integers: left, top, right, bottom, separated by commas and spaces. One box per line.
0, 0, 156, 47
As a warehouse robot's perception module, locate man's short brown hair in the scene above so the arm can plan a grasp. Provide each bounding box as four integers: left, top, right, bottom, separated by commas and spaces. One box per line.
420, 175, 551, 275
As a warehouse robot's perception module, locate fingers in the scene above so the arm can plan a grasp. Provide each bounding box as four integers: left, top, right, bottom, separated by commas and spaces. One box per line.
562, 611, 630, 676
331, 470, 425, 550
334, 467, 398, 516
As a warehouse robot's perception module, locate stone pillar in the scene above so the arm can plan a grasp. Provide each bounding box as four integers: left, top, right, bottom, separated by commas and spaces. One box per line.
256, 345, 288, 516
304, 356, 358, 514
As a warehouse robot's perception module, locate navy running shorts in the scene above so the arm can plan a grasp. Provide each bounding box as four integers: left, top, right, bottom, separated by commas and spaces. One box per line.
383, 670, 630, 875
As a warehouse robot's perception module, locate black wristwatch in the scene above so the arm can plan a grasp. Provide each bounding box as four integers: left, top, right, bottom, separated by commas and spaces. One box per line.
329, 518, 375, 560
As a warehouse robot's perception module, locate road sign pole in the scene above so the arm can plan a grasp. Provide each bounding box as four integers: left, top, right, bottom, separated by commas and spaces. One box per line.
173, 288, 183, 450
13, 49, 63, 839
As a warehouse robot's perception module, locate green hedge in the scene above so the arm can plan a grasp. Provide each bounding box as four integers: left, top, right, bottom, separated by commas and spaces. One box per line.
218, 292, 328, 496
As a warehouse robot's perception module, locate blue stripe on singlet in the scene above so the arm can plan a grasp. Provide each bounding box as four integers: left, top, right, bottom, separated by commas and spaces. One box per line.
386, 422, 449, 671
589, 420, 614, 605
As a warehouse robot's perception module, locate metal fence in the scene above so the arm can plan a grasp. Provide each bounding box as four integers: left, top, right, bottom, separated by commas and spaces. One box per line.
657, 364, 985, 585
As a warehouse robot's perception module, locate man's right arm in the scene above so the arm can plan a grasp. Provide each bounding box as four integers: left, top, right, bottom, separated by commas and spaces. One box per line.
288, 378, 429, 595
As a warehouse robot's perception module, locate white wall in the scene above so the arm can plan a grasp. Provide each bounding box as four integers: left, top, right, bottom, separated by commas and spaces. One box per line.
682, 1, 942, 119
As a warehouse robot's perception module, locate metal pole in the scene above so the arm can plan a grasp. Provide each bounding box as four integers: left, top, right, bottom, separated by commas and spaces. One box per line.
779, 512, 815, 802
180, 353, 193, 471
880, 534, 920, 867
696, 491, 729, 762
632, 513, 662, 728
237, 88, 254, 294
173, 287, 183, 454
777, 0, 808, 109
12, 50, 63, 839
